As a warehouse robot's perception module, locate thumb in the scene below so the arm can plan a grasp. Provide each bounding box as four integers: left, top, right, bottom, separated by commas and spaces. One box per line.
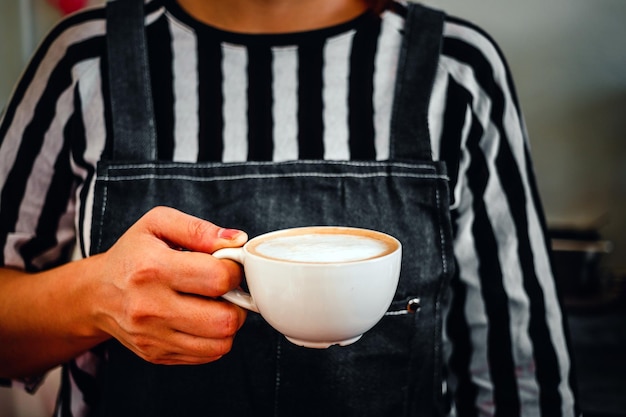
215, 227, 249, 250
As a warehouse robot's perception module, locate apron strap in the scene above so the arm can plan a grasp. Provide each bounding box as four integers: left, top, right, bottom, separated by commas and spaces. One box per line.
389, 4, 445, 162
106, 0, 157, 161
104, 1, 443, 162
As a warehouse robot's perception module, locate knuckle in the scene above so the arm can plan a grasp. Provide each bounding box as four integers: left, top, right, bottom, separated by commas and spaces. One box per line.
132, 336, 162, 363
187, 218, 214, 243
123, 254, 162, 288
123, 298, 155, 328
212, 337, 235, 357
220, 306, 243, 337
208, 304, 242, 338
141, 206, 167, 229
208, 261, 240, 295
213, 270, 235, 295
147, 206, 170, 219
133, 335, 152, 352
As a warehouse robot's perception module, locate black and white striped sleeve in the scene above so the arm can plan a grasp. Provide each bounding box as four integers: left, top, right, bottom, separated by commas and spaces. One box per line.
0, 10, 106, 273
0, 9, 107, 392
431, 17, 579, 417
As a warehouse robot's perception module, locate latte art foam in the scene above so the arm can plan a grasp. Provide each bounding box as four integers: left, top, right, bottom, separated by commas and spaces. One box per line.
253, 233, 391, 263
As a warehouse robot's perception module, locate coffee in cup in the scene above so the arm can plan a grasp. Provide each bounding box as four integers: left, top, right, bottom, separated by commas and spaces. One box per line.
212, 226, 401, 348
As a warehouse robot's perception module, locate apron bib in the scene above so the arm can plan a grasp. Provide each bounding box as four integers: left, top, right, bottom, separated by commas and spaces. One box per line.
90, 2, 453, 416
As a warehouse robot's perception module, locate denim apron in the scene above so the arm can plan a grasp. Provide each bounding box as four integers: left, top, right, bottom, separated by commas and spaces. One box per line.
90, 1, 454, 416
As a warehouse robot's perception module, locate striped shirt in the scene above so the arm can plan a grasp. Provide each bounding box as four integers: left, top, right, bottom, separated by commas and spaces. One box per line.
0, 0, 578, 416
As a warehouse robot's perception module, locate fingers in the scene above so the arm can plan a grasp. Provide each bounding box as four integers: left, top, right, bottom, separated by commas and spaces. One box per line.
159, 294, 247, 338
127, 206, 246, 296
138, 206, 248, 254
115, 296, 247, 365
96, 207, 250, 365
118, 327, 238, 365
159, 249, 244, 297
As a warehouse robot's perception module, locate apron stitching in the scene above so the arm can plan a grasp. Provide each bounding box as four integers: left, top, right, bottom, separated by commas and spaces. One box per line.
436, 187, 448, 277
274, 340, 282, 417
100, 161, 439, 171
434, 186, 449, 407
95, 179, 109, 253
99, 172, 450, 182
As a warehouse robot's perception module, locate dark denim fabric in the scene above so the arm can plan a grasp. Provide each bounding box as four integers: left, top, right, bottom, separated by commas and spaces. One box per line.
91, 161, 453, 417
92, 2, 454, 416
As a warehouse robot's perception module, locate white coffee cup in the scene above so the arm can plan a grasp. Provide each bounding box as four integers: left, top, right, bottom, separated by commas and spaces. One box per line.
212, 226, 402, 348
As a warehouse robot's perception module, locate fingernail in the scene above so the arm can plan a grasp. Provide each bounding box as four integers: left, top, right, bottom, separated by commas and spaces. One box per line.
218, 228, 245, 240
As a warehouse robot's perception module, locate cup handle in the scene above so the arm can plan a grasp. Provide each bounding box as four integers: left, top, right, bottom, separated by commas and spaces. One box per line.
212, 248, 260, 313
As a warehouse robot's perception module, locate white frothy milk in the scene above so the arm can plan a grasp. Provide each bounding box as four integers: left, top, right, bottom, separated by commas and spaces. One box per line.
254, 233, 390, 263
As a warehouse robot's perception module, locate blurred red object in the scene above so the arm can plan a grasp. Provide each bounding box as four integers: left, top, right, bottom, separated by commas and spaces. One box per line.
47, 0, 88, 15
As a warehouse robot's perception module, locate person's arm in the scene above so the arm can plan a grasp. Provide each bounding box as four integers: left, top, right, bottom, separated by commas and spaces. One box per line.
436, 18, 578, 416
0, 207, 248, 379
0, 10, 247, 379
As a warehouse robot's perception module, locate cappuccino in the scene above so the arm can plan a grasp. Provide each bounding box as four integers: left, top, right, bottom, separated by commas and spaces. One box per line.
248, 227, 397, 263
214, 226, 402, 348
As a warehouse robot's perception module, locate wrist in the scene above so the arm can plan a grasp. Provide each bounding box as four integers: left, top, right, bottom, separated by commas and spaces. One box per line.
48, 253, 112, 343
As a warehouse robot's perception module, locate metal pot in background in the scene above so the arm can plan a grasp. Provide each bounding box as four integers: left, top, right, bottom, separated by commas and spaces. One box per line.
549, 227, 613, 306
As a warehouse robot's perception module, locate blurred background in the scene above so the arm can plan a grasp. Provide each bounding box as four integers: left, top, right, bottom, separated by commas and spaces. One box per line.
1, 0, 625, 416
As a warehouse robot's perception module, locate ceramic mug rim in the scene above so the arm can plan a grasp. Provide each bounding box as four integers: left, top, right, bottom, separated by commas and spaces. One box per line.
242, 226, 401, 265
